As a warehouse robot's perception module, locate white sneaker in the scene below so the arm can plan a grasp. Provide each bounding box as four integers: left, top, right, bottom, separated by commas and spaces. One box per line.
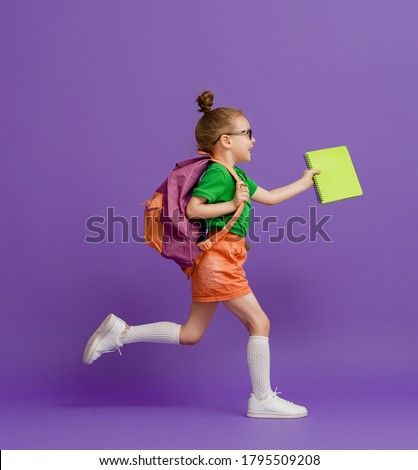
247, 387, 308, 419
83, 313, 127, 365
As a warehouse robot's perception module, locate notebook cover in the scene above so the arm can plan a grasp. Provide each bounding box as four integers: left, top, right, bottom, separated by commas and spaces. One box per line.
303, 146, 363, 204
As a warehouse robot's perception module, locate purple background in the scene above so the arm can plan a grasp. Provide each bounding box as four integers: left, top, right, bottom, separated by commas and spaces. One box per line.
1, 0, 417, 450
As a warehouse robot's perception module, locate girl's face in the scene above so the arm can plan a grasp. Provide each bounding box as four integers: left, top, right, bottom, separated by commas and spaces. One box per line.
229, 115, 256, 164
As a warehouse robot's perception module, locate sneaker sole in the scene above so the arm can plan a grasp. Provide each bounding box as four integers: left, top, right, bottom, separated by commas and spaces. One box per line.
82, 313, 118, 365
247, 410, 308, 419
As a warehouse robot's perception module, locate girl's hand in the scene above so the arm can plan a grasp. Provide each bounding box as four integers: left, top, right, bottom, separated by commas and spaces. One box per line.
300, 169, 321, 189
233, 181, 249, 208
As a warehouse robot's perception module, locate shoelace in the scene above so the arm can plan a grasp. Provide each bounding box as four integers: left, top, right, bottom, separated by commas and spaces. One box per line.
271, 386, 296, 406
102, 347, 123, 356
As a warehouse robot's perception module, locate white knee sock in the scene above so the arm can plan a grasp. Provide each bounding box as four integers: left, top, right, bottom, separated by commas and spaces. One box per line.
120, 322, 181, 345
247, 335, 273, 400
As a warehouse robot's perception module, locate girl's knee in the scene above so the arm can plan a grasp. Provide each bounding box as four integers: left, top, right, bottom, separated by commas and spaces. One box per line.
179, 325, 201, 346
249, 314, 270, 336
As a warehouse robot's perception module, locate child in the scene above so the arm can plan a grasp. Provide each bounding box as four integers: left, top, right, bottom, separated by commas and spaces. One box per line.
82, 90, 320, 419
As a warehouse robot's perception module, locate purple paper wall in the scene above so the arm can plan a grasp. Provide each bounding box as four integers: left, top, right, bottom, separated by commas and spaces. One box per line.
1, 0, 417, 450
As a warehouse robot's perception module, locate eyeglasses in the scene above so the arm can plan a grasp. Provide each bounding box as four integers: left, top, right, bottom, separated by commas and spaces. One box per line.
212, 129, 253, 146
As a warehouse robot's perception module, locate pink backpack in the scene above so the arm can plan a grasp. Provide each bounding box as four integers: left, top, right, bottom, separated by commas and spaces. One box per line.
140, 151, 245, 280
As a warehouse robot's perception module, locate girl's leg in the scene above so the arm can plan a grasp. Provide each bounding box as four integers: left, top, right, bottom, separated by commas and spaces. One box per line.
222, 292, 272, 400
83, 301, 219, 365
222, 292, 270, 336
222, 292, 308, 418
179, 301, 219, 345
119, 300, 219, 346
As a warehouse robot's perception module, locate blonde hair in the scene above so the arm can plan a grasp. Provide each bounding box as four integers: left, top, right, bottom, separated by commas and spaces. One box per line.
195, 90, 245, 154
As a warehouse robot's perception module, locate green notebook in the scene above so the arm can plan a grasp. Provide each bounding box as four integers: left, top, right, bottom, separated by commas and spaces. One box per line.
303, 146, 363, 204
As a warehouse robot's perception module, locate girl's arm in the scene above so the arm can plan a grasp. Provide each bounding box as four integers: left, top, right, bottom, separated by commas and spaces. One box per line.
186, 196, 236, 219
186, 181, 248, 219
251, 169, 321, 205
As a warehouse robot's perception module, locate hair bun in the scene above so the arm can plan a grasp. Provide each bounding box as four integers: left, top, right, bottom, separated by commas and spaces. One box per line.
196, 90, 214, 114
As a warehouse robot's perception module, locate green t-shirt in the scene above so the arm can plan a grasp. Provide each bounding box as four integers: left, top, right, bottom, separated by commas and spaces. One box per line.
191, 162, 258, 237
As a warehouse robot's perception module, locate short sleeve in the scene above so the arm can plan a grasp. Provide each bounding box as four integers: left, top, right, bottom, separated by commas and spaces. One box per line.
245, 174, 258, 197
239, 169, 258, 197
191, 167, 226, 203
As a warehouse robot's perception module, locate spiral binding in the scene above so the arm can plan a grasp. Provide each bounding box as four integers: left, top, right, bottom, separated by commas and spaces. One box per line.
304, 154, 323, 204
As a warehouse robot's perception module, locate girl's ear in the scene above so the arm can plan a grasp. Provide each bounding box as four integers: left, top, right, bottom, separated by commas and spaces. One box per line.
221, 135, 231, 146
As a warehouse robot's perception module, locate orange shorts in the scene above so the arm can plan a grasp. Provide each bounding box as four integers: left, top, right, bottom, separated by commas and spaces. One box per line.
191, 231, 252, 302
